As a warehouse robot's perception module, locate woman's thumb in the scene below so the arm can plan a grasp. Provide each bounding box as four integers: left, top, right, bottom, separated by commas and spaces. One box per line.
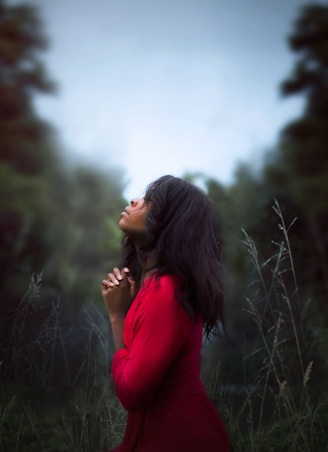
128, 277, 137, 298
122, 267, 137, 298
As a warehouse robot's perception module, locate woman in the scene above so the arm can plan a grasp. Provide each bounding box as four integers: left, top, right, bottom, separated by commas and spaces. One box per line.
102, 175, 230, 451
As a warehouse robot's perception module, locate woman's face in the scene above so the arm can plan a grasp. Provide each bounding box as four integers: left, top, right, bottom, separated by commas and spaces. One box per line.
119, 198, 151, 244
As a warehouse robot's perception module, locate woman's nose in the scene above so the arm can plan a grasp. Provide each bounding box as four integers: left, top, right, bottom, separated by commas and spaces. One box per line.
130, 197, 144, 207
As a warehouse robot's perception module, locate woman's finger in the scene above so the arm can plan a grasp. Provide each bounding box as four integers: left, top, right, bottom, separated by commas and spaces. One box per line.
102, 279, 113, 289
113, 267, 123, 281
108, 272, 120, 285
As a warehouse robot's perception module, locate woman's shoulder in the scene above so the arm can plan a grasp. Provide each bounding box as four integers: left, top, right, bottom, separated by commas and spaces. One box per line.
135, 273, 181, 307
142, 272, 179, 293
135, 273, 188, 320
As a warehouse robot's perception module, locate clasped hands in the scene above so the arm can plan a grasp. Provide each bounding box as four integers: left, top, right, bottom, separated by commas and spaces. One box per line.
101, 267, 136, 320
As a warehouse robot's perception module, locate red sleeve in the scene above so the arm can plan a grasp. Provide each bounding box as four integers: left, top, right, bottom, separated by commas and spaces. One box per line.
111, 276, 191, 412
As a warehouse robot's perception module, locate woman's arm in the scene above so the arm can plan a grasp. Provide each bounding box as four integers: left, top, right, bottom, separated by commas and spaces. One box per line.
108, 315, 125, 351
102, 267, 136, 351
111, 276, 192, 412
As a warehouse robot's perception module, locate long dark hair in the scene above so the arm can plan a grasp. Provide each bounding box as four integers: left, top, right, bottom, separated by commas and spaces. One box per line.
121, 175, 224, 337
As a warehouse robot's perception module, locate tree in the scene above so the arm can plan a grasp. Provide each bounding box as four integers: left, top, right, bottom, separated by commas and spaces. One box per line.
0, 1, 128, 387
0, 0, 59, 302
0, 0, 56, 170
279, 3, 328, 303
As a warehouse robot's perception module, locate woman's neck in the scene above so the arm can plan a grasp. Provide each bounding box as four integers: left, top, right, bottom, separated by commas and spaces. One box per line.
136, 248, 158, 281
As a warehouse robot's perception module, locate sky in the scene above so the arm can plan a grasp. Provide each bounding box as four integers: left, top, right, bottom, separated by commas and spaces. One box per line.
31, 0, 308, 199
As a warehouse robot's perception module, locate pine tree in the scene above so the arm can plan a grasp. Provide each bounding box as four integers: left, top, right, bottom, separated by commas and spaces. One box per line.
279, 3, 328, 302
0, 0, 58, 306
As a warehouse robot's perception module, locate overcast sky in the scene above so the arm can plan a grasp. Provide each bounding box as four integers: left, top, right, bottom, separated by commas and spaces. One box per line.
32, 0, 308, 199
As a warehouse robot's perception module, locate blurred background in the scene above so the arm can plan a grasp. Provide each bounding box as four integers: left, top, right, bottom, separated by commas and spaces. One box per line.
1, 0, 327, 450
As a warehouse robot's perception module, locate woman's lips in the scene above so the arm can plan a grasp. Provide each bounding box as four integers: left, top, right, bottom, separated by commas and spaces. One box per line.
121, 208, 129, 216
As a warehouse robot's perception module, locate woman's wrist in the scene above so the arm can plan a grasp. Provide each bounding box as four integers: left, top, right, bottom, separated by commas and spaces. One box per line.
109, 313, 125, 324
109, 315, 125, 351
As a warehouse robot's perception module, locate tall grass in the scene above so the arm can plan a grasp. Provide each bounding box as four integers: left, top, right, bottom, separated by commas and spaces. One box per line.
1, 200, 327, 451
0, 277, 126, 451
209, 200, 328, 451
